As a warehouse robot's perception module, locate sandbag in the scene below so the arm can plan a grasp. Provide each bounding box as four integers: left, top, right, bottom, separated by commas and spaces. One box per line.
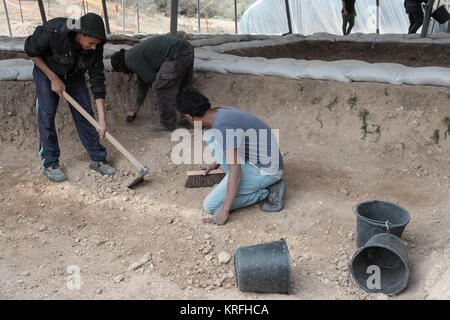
0, 68, 19, 81
263, 58, 308, 79
301, 60, 356, 82
194, 59, 229, 74
0, 58, 33, 67
222, 58, 268, 76
397, 67, 450, 87
14, 66, 33, 81
346, 63, 408, 84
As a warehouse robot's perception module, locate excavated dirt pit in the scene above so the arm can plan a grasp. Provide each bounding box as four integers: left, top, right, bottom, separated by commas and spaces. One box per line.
227, 41, 450, 67
1, 60, 450, 300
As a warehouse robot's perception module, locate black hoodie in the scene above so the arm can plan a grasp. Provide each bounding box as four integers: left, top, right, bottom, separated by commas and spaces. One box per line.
25, 13, 106, 100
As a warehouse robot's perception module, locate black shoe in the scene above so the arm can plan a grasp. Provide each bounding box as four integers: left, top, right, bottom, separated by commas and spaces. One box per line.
126, 111, 137, 123
261, 179, 287, 212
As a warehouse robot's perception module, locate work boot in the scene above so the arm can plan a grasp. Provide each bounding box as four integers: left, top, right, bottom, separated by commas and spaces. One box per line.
149, 123, 175, 133
89, 160, 115, 176
43, 164, 67, 182
261, 179, 287, 212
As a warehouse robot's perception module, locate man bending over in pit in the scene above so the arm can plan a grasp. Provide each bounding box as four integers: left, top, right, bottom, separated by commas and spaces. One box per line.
176, 87, 287, 226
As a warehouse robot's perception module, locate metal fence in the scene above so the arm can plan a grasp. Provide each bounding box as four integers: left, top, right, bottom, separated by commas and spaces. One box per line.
0, 0, 256, 37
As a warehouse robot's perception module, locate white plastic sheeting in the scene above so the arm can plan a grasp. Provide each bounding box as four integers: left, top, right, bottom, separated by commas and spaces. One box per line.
239, 0, 413, 35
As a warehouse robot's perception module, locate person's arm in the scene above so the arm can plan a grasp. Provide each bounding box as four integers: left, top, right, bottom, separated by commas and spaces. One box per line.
342, 0, 348, 15
88, 47, 108, 138
25, 26, 65, 96
136, 77, 150, 107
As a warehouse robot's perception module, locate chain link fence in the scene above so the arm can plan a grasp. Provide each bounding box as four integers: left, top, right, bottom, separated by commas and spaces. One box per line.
0, 0, 258, 37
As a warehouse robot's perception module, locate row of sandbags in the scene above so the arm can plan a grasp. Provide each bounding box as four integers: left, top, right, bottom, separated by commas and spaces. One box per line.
2, 32, 450, 54
2, 55, 449, 88
194, 54, 450, 87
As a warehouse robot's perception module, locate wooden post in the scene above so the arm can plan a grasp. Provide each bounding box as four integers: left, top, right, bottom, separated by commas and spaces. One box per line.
197, 0, 200, 33
37, 0, 47, 24
19, 0, 24, 23
136, 2, 140, 33
284, 0, 293, 35
234, 0, 238, 33
170, 0, 178, 36
2, 0, 12, 37
101, 0, 110, 34
376, 0, 380, 34
122, 0, 125, 32
421, 0, 436, 37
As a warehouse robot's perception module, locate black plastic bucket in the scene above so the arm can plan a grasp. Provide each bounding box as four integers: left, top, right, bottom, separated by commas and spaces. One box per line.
354, 200, 410, 248
350, 233, 409, 296
432, 6, 450, 24
234, 238, 291, 294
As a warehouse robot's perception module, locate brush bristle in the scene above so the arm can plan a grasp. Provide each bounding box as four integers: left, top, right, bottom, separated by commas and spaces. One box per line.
185, 173, 226, 188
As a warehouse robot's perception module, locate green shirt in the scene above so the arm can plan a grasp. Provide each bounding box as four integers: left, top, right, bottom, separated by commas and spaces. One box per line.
124, 35, 184, 105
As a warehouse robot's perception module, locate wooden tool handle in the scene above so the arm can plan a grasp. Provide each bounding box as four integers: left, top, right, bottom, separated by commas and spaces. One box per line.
186, 168, 225, 176
62, 91, 145, 171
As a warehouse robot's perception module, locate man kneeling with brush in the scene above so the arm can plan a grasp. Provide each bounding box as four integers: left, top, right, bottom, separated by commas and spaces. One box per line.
177, 88, 287, 226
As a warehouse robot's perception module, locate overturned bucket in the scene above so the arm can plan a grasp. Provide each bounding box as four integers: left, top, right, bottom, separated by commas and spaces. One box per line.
234, 238, 291, 294
350, 233, 409, 296
354, 200, 410, 248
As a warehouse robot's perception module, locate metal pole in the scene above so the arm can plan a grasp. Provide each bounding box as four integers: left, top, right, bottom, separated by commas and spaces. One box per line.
19, 0, 24, 23
2, 0, 12, 37
447, 21, 450, 33
234, 0, 237, 33
47, 0, 50, 18
197, 0, 200, 32
101, 0, 110, 34
431, 0, 440, 33
284, 0, 293, 35
136, 2, 140, 33
421, 0, 436, 37
376, 0, 380, 34
122, 0, 125, 31
37, 0, 47, 24
170, 0, 178, 36
81, 0, 86, 15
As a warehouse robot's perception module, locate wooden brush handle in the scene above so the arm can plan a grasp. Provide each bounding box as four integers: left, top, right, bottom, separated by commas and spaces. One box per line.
186, 168, 225, 176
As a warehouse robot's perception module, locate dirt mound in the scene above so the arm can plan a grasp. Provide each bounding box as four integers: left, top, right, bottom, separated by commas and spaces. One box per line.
227, 41, 450, 67
1, 71, 450, 299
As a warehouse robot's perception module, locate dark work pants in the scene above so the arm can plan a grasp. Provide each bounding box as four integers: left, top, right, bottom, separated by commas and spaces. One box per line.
33, 66, 106, 168
406, 4, 424, 34
153, 41, 194, 131
342, 14, 355, 35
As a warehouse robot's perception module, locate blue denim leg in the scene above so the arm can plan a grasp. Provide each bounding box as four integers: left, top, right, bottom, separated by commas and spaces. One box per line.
33, 66, 61, 167
203, 162, 282, 214
65, 76, 106, 162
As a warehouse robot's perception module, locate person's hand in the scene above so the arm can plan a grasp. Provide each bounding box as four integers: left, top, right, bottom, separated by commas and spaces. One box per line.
50, 76, 65, 97
200, 163, 220, 175
98, 118, 107, 139
203, 208, 230, 226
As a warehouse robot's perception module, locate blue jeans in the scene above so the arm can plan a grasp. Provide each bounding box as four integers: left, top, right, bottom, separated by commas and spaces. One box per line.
33, 66, 106, 167
202, 129, 282, 214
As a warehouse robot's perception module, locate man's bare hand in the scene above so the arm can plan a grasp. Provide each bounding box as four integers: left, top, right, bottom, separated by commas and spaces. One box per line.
50, 76, 65, 97
203, 208, 230, 226
200, 163, 220, 175
97, 118, 107, 139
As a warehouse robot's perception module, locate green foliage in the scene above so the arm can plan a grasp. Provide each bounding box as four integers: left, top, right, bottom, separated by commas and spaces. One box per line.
384, 88, 389, 97
311, 97, 322, 105
326, 97, 338, 111
347, 94, 357, 109
432, 129, 440, 145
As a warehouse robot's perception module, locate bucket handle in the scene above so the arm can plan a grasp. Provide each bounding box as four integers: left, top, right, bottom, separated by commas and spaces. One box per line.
385, 220, 391, 234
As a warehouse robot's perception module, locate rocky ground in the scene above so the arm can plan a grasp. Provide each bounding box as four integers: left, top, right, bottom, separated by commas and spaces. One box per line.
1, 71, 450, 300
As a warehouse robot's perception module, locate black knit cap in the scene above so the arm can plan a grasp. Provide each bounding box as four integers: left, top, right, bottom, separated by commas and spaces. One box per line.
72, 13, 106, 42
